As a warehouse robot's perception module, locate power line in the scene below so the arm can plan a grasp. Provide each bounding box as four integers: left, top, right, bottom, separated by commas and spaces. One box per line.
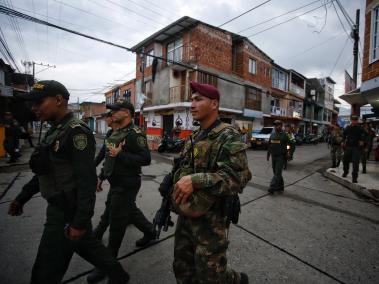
335, 0, 354, 28
0, 27, 20, 71
238, 0, 321, 34
104, 0, 166, 26
218, 0, 272, 28
331, 0, 352, 41
247, 0, 334, 37
123, 0, 174, 21
52, 0, 143, 33
139, 0, 174, 16
329, 37, 349, 76
285, 32, 344, 60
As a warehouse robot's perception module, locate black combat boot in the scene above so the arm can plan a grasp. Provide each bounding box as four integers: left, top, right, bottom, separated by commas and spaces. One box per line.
362, 167, 366, 174
336, 160, 341, 167
87, 268, 106, 283
240, 272, 249, 284
332, 163, 336, 168
135, 230, 157, 247
342, 172, 347, 178
352, 177, 358, 183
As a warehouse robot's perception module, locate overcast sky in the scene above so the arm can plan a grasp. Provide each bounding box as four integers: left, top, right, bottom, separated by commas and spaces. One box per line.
0, 0, 365, 106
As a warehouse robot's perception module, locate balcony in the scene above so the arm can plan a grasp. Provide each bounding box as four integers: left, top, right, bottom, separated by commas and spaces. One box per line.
289, 84, 305, 97
169, 85, 189, 103
271, 106, 287, 116
287, 107, 303, 119
167, 45, 198, 68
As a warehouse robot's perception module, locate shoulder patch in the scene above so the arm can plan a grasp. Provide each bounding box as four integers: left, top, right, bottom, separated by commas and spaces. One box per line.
133, 126, 142, 134
137, 135, 147, 147
73, 133, 88, 150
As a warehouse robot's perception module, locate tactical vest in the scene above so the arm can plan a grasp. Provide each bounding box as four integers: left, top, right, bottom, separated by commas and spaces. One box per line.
102, 124, 142, 178
37, 117, 89, 200
269, 131, 287, 156
172, 123, 250, 218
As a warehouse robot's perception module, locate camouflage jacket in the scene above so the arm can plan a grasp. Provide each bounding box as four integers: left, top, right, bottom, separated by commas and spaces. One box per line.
173, 121, 251, 197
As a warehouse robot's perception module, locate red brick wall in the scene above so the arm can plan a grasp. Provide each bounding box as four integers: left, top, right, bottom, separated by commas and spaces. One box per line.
136, 42, 155, 80
363, 0, 379, 81
234, 41, 272, 88
188, 24, 233, 74
81, 103, 106, 118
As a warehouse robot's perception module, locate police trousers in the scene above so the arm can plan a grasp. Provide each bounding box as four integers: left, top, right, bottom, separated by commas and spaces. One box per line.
270, 155, 284, 191
31, 204, 128, 284
173, 213, 240, 284
106, 176, 153, 257
343, 146, 361, 179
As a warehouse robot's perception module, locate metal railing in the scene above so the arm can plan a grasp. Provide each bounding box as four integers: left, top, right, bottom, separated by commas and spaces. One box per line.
167, 45, 197, 64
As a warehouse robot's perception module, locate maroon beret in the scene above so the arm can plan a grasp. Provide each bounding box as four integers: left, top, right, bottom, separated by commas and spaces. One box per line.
190, 81, 220, 101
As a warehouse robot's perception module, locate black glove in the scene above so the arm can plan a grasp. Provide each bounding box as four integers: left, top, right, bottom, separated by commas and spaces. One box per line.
8, 200, 23, 216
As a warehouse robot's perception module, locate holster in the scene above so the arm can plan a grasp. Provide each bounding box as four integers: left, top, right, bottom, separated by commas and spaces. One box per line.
220, 194, 241, 225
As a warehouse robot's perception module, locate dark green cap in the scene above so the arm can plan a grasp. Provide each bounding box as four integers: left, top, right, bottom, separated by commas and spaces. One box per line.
106, 100, 135, 116
16, 80, 70, 100
273, 120, 283, 125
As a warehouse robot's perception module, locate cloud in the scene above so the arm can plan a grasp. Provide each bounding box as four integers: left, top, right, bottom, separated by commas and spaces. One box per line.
1, 0, 365, 104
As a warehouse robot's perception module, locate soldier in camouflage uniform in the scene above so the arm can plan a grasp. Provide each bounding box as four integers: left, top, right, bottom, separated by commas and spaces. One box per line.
267, 120, 288, 193
7, 80, 129, 284
171, 82, 251, 284
329, 126, 343, 168
88, 100, 155, 283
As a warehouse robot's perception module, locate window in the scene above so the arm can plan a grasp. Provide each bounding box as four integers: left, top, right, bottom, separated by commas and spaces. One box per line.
272, 68, 288, 91
197, 72, 218, 87
124, 89, 131, 101
245, 87, 261, 110
371, 6, 379, 62
248, 58, 256, 74
145, 49, 154, 67
167, 39, 183, 64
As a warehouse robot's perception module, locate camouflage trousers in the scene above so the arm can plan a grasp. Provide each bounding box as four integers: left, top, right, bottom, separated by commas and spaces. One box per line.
330, 145, 342, 166
173, 213, 241, 284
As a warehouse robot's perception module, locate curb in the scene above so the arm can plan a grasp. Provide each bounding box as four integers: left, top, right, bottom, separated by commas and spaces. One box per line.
323, 170, 379, 202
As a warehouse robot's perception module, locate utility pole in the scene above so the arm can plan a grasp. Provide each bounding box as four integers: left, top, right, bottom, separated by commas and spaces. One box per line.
22, 61, 56, 82
351, 9, 360, 115
139, 47, 146, 129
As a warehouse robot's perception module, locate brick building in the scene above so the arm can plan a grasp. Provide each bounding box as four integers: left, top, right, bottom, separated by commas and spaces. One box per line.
104, 79, 136, 106
80, 101, 106, 132
131, 16, 273, 149
341, 0, 379, 118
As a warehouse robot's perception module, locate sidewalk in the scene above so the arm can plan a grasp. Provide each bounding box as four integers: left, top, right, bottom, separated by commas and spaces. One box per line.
0, 145, 34, 171
324, 161, 379, 201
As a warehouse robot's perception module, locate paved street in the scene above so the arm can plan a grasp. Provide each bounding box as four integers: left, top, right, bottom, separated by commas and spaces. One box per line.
0, 143, 378, 284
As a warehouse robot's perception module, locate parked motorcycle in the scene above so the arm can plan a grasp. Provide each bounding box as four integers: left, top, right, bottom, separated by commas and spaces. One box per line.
283, 144, 293, 170
158, 134, 185, 153
303, 133, 319, 144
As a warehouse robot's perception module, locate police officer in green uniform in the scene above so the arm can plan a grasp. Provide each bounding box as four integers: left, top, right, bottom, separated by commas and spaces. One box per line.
7, 80, 129, 284
88, 100, 155, 283
267, 120, 289, 193
342, 115, 365, 183
171, 82, 251, 284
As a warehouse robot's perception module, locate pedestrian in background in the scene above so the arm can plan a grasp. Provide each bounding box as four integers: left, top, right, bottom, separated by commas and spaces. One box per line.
329, 126, 343, 168
2, 111, 21, 163
267, 120, 289, 193
342, 115, 365, 183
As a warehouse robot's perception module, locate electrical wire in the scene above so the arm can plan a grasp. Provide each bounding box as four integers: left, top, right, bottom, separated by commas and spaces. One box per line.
247, 0, 334, 37
238, 0, 321, 34
329, 37, 349, 76
218, 0, 272, 28
332, 0, 352, 41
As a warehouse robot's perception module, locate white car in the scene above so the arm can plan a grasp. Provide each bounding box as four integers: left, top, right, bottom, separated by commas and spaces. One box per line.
250, 127, 274, 149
